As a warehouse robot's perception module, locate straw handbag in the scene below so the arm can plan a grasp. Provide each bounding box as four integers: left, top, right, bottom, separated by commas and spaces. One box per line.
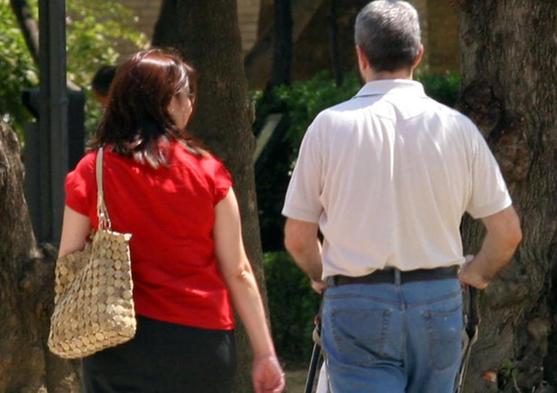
48, 147, 136, 359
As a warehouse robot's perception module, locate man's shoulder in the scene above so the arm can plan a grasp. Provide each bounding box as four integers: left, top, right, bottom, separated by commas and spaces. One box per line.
422, 96, 473, 124
312, 97, 368, 126
318, 93, 467, 118
311, 94, 478, 136
418, 97, 485, 148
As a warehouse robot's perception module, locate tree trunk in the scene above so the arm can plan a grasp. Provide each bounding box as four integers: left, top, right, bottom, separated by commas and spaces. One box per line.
327, 0, 342, 86
270, 0, 292, 87
457, 1, 557, 392
244, 0, 324, 89
0, 122, 80, 392
257, 0, 274, 38
152, 1, 266, 391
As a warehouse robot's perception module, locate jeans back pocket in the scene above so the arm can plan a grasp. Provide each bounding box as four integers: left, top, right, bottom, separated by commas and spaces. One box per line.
327, 308, 393, 368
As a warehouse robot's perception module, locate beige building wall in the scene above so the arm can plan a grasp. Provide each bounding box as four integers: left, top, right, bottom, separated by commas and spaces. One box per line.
426, 0, 459, 73
113, 0, 457, 73
409, 0, 460, 73
237, 0, 260, 52
116, 0, 260, 57
116, 0, 161, 57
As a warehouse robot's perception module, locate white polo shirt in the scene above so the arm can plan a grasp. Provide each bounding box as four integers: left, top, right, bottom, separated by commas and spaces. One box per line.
282, 79, 511, 278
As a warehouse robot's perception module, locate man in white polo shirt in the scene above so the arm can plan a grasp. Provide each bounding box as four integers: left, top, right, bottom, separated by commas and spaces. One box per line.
282, 1, 522, 392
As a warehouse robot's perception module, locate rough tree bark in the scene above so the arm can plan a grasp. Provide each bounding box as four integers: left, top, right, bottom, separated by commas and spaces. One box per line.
457, 1, 557, 392
152, 1, 266, 391
0, 123, 79, 392
270, 0, 292, 87
256, 0, 273, 38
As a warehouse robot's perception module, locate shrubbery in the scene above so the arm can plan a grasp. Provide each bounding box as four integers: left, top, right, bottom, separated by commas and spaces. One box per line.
263, 251, 321, 365
417, 72, 460, 108
274, 72, 362, 160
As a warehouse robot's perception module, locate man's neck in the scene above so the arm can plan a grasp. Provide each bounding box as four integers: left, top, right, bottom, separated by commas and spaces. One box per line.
363, 68, 414, 83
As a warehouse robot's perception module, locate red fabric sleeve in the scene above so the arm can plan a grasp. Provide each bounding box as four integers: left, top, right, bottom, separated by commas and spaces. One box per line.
64, 152, 96, 216
212, 159, 233, 205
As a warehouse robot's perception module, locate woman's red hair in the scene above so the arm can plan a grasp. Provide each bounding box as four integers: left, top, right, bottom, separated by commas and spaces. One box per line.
90, 48, 200, 167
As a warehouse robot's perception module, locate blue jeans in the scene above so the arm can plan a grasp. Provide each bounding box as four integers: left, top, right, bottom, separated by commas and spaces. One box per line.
321, 278, 463, 393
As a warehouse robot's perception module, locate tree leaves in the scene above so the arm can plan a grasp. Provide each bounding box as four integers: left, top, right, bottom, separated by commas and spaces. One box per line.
0, 0, 148, 137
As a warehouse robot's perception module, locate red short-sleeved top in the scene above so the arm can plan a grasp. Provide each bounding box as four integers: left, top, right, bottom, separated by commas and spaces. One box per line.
64, 141, 234, 330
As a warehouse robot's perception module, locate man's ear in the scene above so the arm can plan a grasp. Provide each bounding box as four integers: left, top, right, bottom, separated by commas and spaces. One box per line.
411, 44, 425, 70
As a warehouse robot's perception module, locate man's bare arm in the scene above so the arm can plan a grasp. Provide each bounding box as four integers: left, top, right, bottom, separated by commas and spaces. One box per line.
459, 206, 522, 289
284, 218, 324, 293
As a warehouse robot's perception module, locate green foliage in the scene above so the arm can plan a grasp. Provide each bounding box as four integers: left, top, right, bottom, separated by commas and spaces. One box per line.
416, 71, 461, 108
67, 1, 148, 135
0, 0, 148, 136
273, 72, 361, 156
0, 2, 37, 129
264, 251, 321, 364
498, 358, 519, 389
66, 1, 147, 88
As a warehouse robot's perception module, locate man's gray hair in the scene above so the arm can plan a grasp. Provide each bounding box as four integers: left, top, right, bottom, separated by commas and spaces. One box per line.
355, 0, 421, 72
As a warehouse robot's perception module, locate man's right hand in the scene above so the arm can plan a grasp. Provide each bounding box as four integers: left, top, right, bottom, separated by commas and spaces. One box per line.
310, 278, 326, 294
458, 255, 490, 289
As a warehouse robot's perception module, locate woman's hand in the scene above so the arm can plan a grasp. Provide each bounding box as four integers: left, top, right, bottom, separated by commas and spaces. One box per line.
252, 355, 285, 393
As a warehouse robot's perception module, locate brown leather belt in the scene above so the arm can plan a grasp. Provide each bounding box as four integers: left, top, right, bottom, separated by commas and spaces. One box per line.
326, 266, 458, 287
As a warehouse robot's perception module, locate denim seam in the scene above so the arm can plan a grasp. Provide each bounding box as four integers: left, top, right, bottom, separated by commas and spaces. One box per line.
423, 308, 462, 371
380, 310, 392, 358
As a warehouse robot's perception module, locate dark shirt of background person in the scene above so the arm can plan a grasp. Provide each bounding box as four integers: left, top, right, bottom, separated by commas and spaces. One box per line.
91, 65, 117, 108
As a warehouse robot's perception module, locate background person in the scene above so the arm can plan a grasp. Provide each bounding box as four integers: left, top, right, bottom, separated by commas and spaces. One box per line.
91, 64, 117, 108
58, 49, 285, 393
282, 1, 522, 392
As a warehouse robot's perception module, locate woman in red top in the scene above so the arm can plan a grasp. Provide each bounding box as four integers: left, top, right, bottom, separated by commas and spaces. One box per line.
59, 49, 285, 393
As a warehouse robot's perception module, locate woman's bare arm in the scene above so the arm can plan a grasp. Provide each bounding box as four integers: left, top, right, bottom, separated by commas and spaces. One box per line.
214, 189, 284, 393
58, 206, 90, 258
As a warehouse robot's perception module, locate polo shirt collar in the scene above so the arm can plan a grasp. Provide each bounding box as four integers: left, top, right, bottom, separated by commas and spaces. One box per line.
355, 79, 426, 98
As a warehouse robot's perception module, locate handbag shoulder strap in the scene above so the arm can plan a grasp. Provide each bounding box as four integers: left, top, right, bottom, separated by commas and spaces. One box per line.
96, 147, 111, 230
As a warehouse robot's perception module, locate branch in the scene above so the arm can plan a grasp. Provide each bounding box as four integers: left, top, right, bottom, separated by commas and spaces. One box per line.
10, 0, 40, 66
10, 0, 81, 90
270, 0, 292, 87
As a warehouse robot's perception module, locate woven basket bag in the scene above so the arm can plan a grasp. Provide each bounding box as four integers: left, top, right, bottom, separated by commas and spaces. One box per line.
48, 147, 136, 359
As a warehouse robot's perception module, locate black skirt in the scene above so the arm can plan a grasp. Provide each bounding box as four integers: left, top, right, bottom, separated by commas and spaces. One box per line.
82, 316, 236, 393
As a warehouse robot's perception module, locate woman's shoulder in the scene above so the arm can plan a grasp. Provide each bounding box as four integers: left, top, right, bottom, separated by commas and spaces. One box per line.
172, 141, 231, 182
64, 150, 98, 209
196, 150, 230, 178
69, 150, 97, 176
